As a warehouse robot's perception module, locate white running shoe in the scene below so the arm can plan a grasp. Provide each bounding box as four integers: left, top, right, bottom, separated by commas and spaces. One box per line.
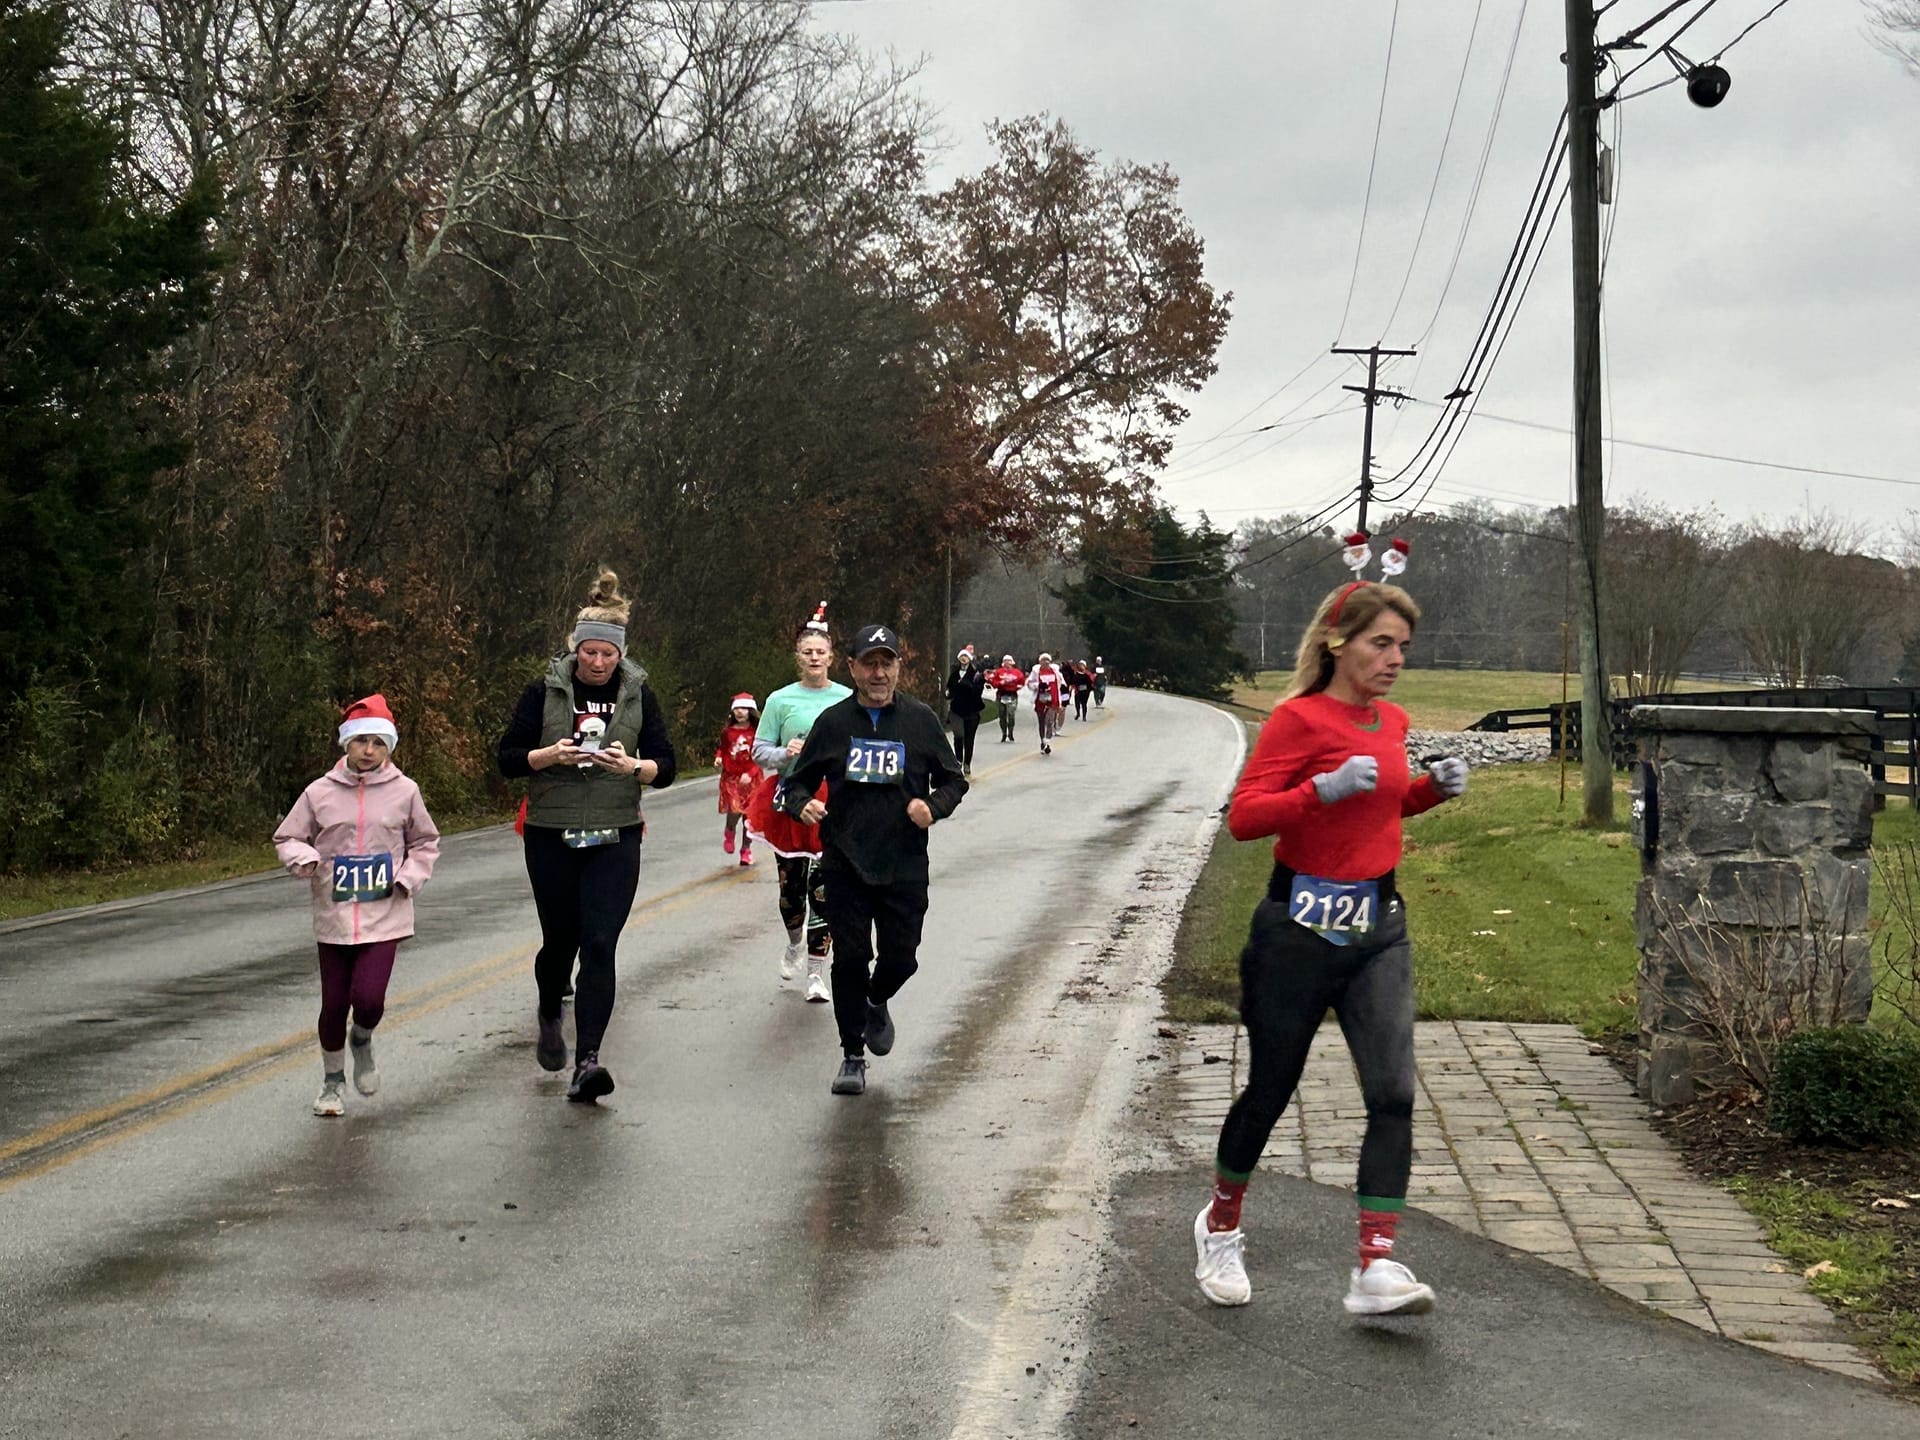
1193, 1204, 1251, 1306
804, 956, 831, 1003
349, 1034, 379, 1096
1344, 1260, 1435, 1316
780, 940, 802, 981
313, 1079, 346, 1118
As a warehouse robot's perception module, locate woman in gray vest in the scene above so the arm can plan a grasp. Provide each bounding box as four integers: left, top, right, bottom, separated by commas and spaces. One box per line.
497, 569, 678, 1103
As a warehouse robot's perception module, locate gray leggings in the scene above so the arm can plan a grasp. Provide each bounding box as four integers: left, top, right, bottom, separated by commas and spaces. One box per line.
1214, 881, 1416, 1201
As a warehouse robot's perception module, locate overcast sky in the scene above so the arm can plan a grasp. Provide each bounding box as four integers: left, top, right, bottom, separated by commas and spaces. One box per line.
826, 1, 1920, 544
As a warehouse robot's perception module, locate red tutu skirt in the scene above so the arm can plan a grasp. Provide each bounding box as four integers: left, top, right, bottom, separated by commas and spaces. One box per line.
745, 772, 826, 858
718, 770, 757, 816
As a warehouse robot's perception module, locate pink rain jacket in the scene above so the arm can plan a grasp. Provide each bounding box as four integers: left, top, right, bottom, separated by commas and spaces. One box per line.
273, 760, 441, 945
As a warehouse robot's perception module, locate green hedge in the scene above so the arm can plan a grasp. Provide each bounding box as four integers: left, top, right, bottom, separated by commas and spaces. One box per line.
1769, 1026, 1920, 1147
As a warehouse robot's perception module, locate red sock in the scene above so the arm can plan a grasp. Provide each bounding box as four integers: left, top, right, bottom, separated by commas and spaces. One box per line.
1359, 1208, 1401, 1269
1208, 1176, 1248, 1233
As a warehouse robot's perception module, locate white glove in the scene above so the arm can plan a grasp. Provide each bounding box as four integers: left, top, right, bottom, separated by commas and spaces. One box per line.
1312, 755, 1379, 804
1428, 756, 1469, 798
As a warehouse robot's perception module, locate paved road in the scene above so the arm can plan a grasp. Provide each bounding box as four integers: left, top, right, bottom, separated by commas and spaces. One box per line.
0, 691, 1242, 1440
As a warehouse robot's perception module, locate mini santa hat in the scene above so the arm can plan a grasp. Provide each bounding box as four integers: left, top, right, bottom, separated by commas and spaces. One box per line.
729, 692, 758, 713
338, 694, 399, 750
1380, 537, 1411, 577
804, 600, 830, 635
1341, 530, 1373, 576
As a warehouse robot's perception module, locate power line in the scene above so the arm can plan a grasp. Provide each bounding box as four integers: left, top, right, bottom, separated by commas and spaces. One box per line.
1399, 399, 1920, 488
1606, 0, 1798, 104
1333, 0, 1403, 345
1378, 0, 1488, 340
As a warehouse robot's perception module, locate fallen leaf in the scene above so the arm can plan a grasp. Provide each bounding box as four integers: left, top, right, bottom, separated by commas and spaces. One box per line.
1471, 929, 1497, 937
1871, 1197, 1912, 1210
1763, 1264, 1789, 1274
1492, 908, 1513, 915
1803, 1260, 1837, 1279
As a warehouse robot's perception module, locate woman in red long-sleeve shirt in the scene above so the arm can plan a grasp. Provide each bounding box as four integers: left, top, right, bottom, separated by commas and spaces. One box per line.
1192, 580, 1469, 1318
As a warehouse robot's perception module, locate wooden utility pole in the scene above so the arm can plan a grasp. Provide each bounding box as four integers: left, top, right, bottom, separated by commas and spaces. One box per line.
1565, 0, 1613, 824
1332, 343, 1416, 532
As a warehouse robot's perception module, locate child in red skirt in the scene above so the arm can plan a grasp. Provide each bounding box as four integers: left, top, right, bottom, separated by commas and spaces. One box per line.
715, 693, 760, 866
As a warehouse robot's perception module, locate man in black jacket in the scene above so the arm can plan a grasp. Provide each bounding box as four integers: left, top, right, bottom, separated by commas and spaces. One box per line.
781, 623, 969, 1095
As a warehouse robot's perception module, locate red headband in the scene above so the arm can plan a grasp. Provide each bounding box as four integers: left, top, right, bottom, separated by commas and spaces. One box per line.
1327, 581, 1367, 628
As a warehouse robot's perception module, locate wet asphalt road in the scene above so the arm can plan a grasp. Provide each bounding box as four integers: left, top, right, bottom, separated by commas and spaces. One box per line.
0, 691, 1243, 1440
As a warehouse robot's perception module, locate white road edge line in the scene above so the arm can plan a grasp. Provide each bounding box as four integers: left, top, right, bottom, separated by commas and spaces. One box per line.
945, 698, 1248, 1440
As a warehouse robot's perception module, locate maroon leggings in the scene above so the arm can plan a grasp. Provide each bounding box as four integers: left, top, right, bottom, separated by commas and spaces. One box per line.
316, 940, 400, 1051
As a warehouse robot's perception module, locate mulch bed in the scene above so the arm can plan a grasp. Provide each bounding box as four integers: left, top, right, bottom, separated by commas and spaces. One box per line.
1601, 1039, 1920, 1389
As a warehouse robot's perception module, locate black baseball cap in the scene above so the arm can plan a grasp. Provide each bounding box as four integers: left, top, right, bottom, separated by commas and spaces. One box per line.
850, 623, 901, 659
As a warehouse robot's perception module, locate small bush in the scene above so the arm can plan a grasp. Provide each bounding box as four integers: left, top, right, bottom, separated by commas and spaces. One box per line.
1769, 1027, 1920, 1147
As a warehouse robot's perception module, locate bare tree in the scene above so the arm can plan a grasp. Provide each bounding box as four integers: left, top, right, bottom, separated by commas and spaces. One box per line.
1604, 504, 1729, 696
1731, 514, 1882, 687
1867, 1, 1920, 75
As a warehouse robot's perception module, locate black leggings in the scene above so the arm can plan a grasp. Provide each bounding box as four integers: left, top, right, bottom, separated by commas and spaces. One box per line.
523, 824, 644, 1057
777, 854, 830, 957
1073, 690, 1090, 720
820, 865, 929, 1055
1214, 884, 1416, 1203
950, 710, 980, 767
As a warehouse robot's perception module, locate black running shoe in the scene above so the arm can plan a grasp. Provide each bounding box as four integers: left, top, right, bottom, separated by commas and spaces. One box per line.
863, 1001, 895, 1057
567, 1053, 615, 1103
536, 1013, 567, 1072
830, 1056, 867, 1096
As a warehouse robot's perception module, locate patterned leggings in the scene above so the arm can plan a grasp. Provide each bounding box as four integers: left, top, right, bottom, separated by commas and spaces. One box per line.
776, 854, 830, 957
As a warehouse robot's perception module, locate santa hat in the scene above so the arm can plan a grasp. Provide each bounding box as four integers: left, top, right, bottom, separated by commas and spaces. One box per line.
338, 694, 399, 750
804, 600, 830, 635
1380, 536, 1411, 577
729, 692, 759, 714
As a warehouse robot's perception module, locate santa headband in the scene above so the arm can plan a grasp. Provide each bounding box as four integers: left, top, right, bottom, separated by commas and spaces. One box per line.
1339, 530, 1410, 583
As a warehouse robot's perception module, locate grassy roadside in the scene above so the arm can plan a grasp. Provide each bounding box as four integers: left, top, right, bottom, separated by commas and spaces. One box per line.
1232, 668, 1752, 732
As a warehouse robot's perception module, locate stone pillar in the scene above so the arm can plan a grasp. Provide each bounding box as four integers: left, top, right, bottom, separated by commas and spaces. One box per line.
1631, 706, 1876, 1106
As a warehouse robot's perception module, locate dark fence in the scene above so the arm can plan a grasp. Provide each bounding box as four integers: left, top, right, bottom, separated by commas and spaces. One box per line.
1470, 687, 1920, 801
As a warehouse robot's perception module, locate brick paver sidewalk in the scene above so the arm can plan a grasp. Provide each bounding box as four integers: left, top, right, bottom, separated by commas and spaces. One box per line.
1168, 1019, 1881, 1385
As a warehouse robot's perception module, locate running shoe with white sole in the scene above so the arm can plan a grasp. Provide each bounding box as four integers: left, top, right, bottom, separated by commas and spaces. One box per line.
1343, 1260, 1435, 1316
313, 1078, 346, 1118
804, 956, 831, 1003
830, 1056, 867, 1095
536, 1013, 568, 1072
349, 1034, 379, 1096
1193, 1204, 1252, 1306
780, 940, 802, 982
567, 1053, 615, 1104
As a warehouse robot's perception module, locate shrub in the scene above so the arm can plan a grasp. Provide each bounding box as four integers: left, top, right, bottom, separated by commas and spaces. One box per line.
1769, 1026, 1920, 1147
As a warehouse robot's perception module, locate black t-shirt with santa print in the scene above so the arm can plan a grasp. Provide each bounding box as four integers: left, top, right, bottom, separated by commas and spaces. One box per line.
569, 676, 619, 743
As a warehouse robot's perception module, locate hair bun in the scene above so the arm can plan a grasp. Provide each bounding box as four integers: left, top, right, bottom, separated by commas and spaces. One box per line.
588, 567, 625, 608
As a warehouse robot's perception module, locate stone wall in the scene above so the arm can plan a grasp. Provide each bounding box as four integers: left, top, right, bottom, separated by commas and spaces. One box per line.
1631, 706, 1876, 1106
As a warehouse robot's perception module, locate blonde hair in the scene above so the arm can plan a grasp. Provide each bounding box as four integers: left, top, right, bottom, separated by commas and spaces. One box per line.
1283, 582, 1421, 700
567, 566, 631, 652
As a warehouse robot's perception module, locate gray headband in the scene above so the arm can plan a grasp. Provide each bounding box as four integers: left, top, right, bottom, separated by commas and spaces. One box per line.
573, 621, 627, 652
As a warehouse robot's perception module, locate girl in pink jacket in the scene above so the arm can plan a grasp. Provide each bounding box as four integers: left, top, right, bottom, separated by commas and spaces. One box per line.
274, 694, 441, 1117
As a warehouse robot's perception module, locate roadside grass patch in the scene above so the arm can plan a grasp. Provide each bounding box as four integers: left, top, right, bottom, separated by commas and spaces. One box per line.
1727, 1176, 1920, 1384
1231, 669, 1751, 734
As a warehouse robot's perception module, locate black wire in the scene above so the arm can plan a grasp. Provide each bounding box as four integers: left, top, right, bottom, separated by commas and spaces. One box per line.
1378, 110, 1569, 491
1378, 0, 1487, 340
1604, 0, 1721, 99
1333, 0, 1403, 345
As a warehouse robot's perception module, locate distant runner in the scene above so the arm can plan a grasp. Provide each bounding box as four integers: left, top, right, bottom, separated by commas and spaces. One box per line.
986, 654, 1026, 743
944, 647, 987, 777
780, 624, 968, 1096
714, 693, 760, 867
1193, 580, 1468, 1316
1027, 653, 1070, 755
747, 603, 852, 1001
1093, 655, 1109, 709
275, 694, 441, 1117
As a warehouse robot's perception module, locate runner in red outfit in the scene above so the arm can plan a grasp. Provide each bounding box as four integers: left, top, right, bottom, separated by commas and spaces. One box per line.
1192, 580, 1469, 1317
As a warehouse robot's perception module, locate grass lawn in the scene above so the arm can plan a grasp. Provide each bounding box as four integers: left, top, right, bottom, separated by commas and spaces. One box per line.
1232, 668, 1750, 733
1165, 757, 1920, 1036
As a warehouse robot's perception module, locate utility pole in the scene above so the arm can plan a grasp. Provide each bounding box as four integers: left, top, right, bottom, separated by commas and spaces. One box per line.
1565, 0, 1612, 824
1332, 343, 1416, 531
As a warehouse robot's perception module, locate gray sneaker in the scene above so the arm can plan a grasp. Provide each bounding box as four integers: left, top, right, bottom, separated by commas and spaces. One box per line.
567, 1052, 615, 1104
830, 1056, 867, 1096
863, 1001, 895, 1057
349, 1034, 379, 1096
536, 1013, 567, 1072
313, 1077, 346, 1118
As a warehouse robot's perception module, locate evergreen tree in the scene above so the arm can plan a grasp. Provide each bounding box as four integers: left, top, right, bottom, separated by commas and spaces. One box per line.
1059, 508, 1249, 699
0, 3, 221, 700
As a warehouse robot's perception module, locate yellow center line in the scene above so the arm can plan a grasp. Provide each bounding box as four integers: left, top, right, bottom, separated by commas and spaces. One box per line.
0, 866, 752, 1190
